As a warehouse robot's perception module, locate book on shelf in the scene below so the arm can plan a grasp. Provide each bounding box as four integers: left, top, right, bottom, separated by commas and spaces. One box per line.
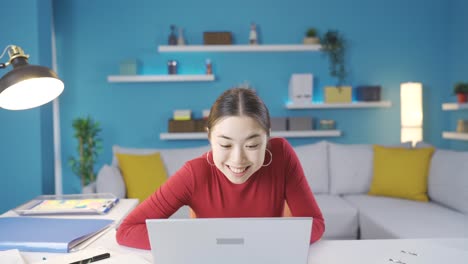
0, 217, 114, 253
13, 193, 119, 215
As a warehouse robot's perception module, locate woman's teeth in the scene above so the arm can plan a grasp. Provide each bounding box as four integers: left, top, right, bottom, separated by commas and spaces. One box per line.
229, 166, 247, 173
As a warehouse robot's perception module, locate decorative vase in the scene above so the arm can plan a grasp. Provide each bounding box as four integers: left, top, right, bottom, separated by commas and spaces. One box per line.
303, 37, 320, 45
82, 181, 97, 194
457, 93, 468, 103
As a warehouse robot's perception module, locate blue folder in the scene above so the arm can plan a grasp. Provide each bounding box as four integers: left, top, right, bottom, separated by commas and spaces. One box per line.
0, 217, 114, 253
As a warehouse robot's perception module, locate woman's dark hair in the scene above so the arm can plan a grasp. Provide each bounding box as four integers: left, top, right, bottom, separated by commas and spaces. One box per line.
207, 88, 271, 137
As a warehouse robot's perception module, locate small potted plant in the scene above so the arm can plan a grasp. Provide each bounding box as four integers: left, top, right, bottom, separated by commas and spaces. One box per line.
68, 116, 103, 193
453, 82, 468, 103
321, 30, 351, 103
303, 28, 320, 45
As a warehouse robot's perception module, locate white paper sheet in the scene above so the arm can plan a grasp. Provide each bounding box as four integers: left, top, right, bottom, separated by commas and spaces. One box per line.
33, 247, 150, 264
0, 249, 26, 264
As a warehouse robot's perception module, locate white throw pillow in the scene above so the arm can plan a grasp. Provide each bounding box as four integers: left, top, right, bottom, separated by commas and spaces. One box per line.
329, 142, 412, 195
157, 145, 211, 176
329, 143, 373, 194
415, 141, 433, 148
293, 141, 329, 194
112, 145, 210, 177
96, 164, 126, 198
428, 149, 468, 214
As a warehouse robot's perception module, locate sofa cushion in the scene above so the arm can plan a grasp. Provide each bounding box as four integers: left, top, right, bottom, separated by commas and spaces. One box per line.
328, 143, 373, 195
415, 141, 433, 148
112, 145, 210, 176
315, 195, 359, 239
343, 195, 468, 239
116, 152, 168, 203
169, 206, 191, 219
369, 146, 434, 202
428, 149, 468, 214
328, 142, 413, 195
293, 141, 329, 194
96, 164, 126, 198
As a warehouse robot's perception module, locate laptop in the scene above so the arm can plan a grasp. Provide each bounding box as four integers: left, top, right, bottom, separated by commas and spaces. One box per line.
146, 217, 312, 264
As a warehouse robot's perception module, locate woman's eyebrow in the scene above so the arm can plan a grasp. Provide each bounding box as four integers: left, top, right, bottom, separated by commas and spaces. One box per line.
217, 134, 261, 140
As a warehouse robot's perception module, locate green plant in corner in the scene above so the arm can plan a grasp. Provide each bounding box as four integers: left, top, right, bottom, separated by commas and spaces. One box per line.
321, 30, 347, 87
68, 116, 102, 187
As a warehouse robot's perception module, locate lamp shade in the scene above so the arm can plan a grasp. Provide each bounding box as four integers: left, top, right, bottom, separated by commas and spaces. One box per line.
0, 65, 64, 110
400, 82, 423, 144
0, 45, 64, 110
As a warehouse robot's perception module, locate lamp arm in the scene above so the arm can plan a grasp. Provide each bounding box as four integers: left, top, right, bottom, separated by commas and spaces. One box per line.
0, 45, 13, 59
0, 45, 14, 68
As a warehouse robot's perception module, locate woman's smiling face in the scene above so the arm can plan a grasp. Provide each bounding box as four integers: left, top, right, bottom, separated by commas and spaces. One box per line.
209, 116, 268, 184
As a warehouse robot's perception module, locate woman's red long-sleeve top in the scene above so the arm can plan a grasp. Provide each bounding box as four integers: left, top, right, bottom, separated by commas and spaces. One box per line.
116, 137, 325, 249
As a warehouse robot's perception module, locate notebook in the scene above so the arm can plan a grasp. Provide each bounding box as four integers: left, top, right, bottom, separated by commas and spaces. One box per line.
146, 217, 312, 264
0, 217, 114, 253
13, 193, 119, 215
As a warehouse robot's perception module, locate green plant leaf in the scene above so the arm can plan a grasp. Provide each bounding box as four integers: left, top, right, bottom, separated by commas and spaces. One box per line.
69, 116, 102, 187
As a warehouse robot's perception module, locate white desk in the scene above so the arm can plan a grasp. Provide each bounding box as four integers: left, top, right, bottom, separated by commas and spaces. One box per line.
22, 235, 468, 263
308, 238, 468, 264
3, 198, 466, 264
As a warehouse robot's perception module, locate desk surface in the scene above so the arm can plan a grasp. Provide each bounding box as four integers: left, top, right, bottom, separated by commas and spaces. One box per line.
5, 199, 467, 264
22, 233, 468, 263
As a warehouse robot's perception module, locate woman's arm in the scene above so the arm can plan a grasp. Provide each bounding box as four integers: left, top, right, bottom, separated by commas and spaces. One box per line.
116, 165, 194, 249
281, 139, 325, 243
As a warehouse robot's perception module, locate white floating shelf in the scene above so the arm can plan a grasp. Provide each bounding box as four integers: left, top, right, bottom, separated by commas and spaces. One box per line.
160, 130, 341, 140
107, 74, 215, 83
286, 101, 392, 109
442, 103, 468, 111
160, 132, 208, 140
271, 130, 341, 138
442, 132, 468, 141
158, 44, 322, 53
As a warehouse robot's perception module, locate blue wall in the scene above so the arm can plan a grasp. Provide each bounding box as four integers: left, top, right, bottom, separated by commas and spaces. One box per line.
0, 0, 54, 213
0, 0, 466, 212
447, 0, 468, 150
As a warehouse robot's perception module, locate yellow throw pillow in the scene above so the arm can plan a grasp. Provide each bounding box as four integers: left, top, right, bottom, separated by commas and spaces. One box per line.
116, 152, 168, 203
368, 145, 434, 202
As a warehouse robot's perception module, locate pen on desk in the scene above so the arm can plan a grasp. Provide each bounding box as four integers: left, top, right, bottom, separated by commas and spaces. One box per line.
69, 252, 110, 264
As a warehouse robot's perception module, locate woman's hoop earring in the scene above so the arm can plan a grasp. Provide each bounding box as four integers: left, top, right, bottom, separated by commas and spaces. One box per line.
206, 151, 215, 166
262, 149, 273, 167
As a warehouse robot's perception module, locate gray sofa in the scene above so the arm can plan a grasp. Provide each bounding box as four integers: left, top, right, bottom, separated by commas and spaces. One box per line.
97, 141, 468, 240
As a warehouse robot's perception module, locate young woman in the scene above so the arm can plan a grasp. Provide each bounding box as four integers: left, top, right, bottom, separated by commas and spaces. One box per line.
116, 88, 325, 249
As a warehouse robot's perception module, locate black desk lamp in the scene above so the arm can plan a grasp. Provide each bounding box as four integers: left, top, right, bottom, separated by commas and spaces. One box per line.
0, 45, 64, 110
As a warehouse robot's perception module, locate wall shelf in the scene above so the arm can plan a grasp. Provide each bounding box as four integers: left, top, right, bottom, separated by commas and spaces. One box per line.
107, 74, 215, 83
442, 102, 468, 111
158, 44, 322, 53
286, 101, 392, 109
442, 132, 468, 141
272, 130, 341, 137
160, 130, 341, 140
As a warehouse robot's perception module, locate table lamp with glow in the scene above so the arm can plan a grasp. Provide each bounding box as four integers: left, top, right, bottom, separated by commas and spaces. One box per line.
0, 45, 64, 110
